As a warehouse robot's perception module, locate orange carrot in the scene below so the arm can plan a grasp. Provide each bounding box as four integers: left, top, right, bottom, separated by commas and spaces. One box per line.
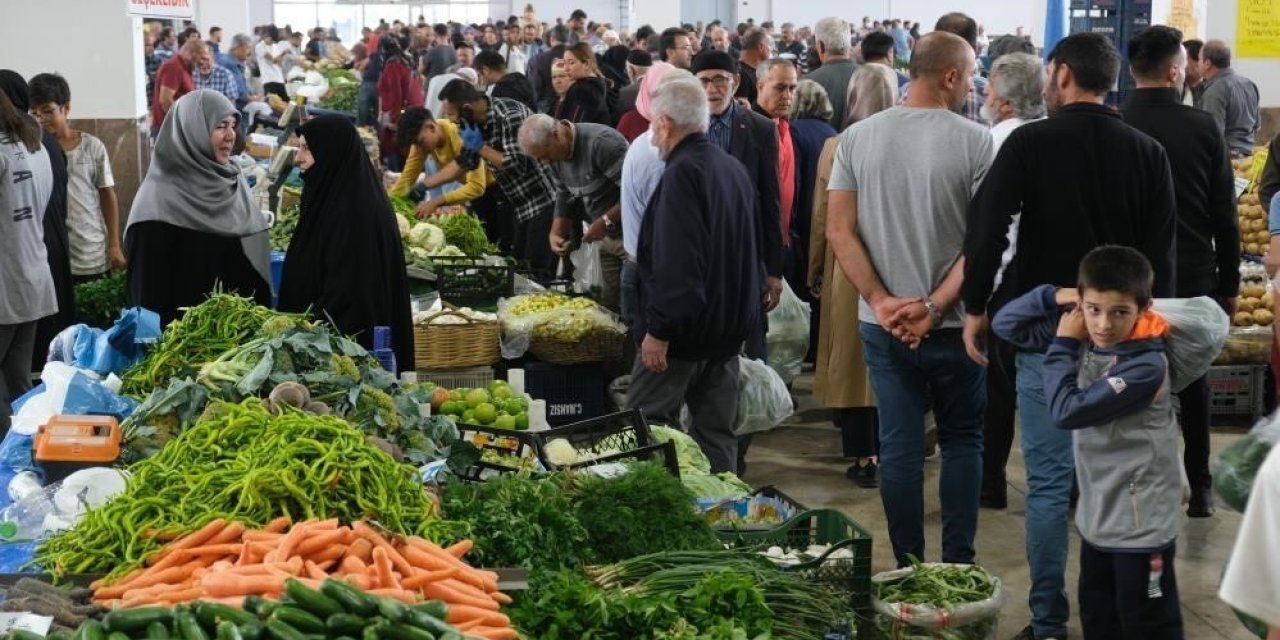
344, 538, 374, 563
338, 556, 367, 575
454, 620, 483, 632
343, 574, 376, 590
437, 577, 495, 603
366, 588, 419, 604
151, 518, 226, 563
200, 573, 288, 598
295, 529, 347, 556
400, 567, 458, 589
401, 546, 456, 572
310, 518, 340, 530
263, 516, 292, 533
469, 627, 519, 640
444, 539, 473, 558
315, 560, 337, 572
242, 531, 284, 542
488, 591, 513, 605
184, 543, 244, 557
269, 522, 310, 562
305, 545, 346, 565
352, 523, 415, 578
155, 587, 205, 604
303, 560, 328, 580
206, 522, 247, 546
444, 605, 510, 627
372, 547, 399, 589
422, 581, 499, 611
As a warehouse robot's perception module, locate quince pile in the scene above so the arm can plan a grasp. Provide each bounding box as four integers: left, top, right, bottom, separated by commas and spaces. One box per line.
1239, 191, 1269, 257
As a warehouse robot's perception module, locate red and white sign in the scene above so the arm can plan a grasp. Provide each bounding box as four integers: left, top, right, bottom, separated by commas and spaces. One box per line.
127, 0, 194, 19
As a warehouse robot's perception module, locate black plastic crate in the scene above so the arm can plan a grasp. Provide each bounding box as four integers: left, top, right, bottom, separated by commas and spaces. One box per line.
549, 440, 680, 477
452, 423, 541, 482
433, 256, 514, 311
524, 361, 606, 426
532, 409, 669, 471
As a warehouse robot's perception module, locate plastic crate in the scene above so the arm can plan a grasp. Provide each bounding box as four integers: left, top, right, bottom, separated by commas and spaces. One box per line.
1208, 364, 1266, 418
532, 409, 677, 474
417, 366, 495, 390
717, 508, 874, 619
433, 257, 514, 311
523, 361, 606, 426
452, 423, 541, 482
700, 486, 809, 531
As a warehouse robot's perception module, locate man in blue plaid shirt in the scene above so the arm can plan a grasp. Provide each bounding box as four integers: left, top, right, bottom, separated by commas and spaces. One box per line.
435, 79, 559, 281
194, 50, 241, 104
898, 12, 989, 124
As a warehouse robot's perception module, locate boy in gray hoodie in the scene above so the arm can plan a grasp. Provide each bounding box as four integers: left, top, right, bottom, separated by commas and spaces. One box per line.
994, 246, 1183, 639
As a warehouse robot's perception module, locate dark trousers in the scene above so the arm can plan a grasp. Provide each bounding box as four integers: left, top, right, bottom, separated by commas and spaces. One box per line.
1079, 541, 1183, 640
626, 354, 740, 474
981, 335, 1018, 499
1175, 375, 1212, 490
836, 407, 879, 458
470, 187, 512, 252
0, 321, 38, 439
515, 212, 555, 283
357, 81, 378, 127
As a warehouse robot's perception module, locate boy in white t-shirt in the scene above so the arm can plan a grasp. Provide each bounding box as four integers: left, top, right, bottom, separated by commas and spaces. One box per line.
28, 73, 124, 279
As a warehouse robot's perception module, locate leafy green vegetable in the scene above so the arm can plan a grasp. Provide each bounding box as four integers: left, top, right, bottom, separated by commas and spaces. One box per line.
271, 196, 300, 251
651, 426, 712, 474
441, 472, 589, 571
73, 271, 127, 329
321, 82, 358, 112
431, 211, 492, 257
571, 463, 720, 564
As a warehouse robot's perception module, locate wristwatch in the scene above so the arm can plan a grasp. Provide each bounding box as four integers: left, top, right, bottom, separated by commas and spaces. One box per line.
923, 298, 944, 328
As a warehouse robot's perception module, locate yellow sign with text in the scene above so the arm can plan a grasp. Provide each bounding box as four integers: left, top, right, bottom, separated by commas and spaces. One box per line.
1237, 0, 1280, 58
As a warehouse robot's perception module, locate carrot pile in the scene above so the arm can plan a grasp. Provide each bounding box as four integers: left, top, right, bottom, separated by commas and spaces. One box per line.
91, 518, 515, 638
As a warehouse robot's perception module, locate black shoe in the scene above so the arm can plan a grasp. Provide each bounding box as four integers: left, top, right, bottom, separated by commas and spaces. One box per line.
1010, 625, 1065, 640
845, 461, 879, 488
1188, 487, 1216, 518
980, 490, 1007, 510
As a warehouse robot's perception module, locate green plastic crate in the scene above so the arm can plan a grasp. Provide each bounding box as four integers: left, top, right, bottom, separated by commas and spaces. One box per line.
715, 508, 873, 619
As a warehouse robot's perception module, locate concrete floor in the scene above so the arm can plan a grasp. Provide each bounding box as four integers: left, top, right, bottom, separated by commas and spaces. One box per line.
743, 375, 1257, 640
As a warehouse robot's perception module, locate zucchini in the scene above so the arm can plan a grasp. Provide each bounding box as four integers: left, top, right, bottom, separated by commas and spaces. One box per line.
377, 623, 435, 640
216, 621, 244, 640
269, 608, 325, 635
195, 603, 259, 628
146, 621, 172, 639
406, 609, 454, 636
411, 601, 447, 620
263, 620, 307, 640
104, 607, 175, 634
283, 580, 344, 619
320, 580, 376, 617
325, 613, 367, 636
236, 620, 264, 640
175, 607, 210, 640
376, 598, 410, 624
80, 620, 107, 640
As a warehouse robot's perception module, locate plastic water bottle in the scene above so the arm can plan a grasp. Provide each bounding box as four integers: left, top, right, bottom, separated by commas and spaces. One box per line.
372, 326, 397, 373
0, 492, 56, 542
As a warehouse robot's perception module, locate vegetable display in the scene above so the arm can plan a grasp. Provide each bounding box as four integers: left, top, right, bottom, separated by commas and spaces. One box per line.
0, 578, 100, 635
428, 212, 492, 258
441, 473, 589, 571
73, 272, 128, 329
119, 293, 302, 398
38, 399, 446, 577
322, 83, 358, 113
270, 198, 300, 252
571, 464, 720, 564
871, 559, 1002, 640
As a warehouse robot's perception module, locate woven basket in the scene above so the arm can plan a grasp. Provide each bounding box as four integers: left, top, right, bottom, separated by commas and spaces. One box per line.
414, 309, 501, 370
278, 187, 301, 215
529, 328, 625, 365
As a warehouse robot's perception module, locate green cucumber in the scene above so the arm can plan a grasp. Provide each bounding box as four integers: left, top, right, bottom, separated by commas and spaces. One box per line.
375, 598, 410, 624
377, 623, 434, 640
104, 607, 175, 634
175, 607, 209, 640
283, 580, 344, 619
268, 608, 324, 635
80, 620, 107, 640
196, 602, 259, 628
236, 620, 264, 640
320, 580, 377, 617
107, 633, 131, 640
146, 621, 172, 639
11, 630, 47, 640
411, 601, 447, 620
325, 613, 367, 636
263, 620, 306, 640
405, 610, 453, 635
216, 621, 244, 640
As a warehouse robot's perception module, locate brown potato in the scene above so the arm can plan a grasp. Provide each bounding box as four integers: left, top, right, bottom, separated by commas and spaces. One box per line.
1236, 311, 1255, 326
1246, 242, 1261, 255
1240, 298, 1258, 313
1253, 309, 1274, 325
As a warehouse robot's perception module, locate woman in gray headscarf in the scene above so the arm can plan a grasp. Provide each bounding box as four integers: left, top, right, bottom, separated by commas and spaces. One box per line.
126, 90, 271, 325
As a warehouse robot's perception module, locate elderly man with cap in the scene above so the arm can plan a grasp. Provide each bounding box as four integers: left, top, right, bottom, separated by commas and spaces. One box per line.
691, 50, 783, 367
619, 62, 679, 326
614, 49, 653, 128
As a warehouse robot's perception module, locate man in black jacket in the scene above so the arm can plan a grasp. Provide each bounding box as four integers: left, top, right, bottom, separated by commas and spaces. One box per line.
691, 50, 782, 362
474, 49, 537, 112
627, 73, 761, 474
1122, 25, 1239, 519
961, 33, 1176, 640
528, 26, 568, 113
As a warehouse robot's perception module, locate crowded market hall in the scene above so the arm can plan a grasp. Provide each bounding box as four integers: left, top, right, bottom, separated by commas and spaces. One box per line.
0, 0, 1279, 637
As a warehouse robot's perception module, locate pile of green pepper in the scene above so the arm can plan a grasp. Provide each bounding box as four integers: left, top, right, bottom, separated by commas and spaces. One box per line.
37, 399, 449, 578
38, 579, 469, 640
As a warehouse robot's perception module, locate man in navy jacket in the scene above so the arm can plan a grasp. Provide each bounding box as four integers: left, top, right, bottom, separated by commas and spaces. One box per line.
626, 72, 762, 474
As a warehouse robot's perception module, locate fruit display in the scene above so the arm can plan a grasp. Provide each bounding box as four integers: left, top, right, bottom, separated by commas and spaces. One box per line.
1236, 265, 1274, 327
431, 380, 529, 431
498, 293, 626, 361
1238, 190, 1269, 257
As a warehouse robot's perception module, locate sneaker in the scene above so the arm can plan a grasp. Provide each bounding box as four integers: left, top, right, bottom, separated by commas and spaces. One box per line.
845, 461, 879, 488
1011, 625, 1065, 640
1188, 487, 1215, 518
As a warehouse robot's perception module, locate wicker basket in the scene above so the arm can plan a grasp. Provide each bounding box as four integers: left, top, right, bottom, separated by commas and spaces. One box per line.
529, 327, 625, 365
278, 187, 301, 215
413, 309, 501, 370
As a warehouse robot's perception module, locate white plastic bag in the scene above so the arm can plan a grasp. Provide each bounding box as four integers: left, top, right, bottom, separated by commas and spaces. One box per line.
734, 356, 794, 436
1151, 297, 1230, 392
766, 280, 811, 385
570, 241, 605, 299
872, 563, 1005, 639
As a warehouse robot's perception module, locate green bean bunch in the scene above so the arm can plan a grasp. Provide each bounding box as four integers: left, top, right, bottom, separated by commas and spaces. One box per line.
37, 399, 447, 578
120, 293, 296, 398
873, 558, 996, 610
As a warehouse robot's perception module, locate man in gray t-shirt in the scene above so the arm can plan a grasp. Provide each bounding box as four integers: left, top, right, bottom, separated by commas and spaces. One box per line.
519, 115, 627, 311
826, 32, 993, 569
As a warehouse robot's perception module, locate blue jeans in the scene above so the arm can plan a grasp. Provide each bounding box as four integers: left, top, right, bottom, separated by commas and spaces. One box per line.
1016, 351, 1074, 638
859, 324, 985, 566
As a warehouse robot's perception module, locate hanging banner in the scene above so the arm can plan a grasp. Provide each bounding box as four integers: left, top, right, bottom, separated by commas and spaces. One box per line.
1237, 0, 1280, 58
1151, 0, 1207, 40
127, 0, 194, 20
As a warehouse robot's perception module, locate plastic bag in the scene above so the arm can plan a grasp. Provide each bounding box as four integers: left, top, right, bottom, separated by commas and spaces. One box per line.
872, 564, 1005, 639
47, 307, 162, 376
1214, 415, 1280, 512
570, 241, 605, 299
1150, 297, 1230, 392
734, 356, 794, 436
10, 363, 136, 436
497, 294, 626, 360
766, 280, 811, 385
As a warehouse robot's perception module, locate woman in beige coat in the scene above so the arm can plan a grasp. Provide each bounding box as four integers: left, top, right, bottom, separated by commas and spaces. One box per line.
809, 63, 900, 487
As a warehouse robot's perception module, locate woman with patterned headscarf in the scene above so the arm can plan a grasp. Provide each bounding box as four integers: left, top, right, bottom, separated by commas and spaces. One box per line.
126, 90, 271, 326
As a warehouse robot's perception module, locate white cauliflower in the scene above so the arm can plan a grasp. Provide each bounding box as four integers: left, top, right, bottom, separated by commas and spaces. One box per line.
409, 222, 446, 252
543, 438, 580, 466
396, 214, 410, 237
408, 246, 429, 260
428, 245, 466, 258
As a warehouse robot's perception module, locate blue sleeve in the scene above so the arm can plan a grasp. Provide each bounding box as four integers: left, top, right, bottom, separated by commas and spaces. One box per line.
991, 285, 1061, 351
1043, 343, 1167, 430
